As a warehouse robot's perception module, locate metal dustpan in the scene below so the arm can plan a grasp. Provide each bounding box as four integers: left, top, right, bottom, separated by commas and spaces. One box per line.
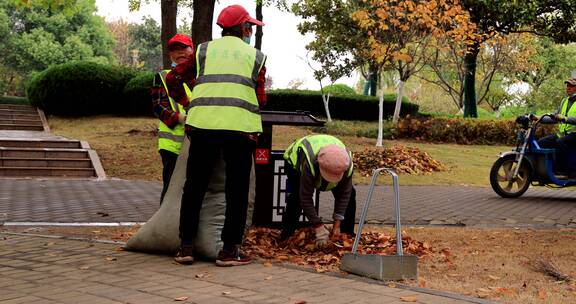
340, 168, 417, 281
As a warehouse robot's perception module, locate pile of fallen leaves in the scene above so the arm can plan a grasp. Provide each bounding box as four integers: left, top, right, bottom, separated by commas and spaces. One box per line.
243, 227, 438, 273
353, 145, 446, 177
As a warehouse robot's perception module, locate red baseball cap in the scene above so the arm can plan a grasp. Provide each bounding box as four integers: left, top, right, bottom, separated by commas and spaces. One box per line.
217, 4, 265, 28
168, 34, 194, 50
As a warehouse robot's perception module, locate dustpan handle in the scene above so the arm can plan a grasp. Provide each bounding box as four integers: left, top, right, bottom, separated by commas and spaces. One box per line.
351, 168, 403, 256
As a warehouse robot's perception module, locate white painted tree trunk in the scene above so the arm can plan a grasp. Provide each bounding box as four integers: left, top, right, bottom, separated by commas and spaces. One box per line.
376, 88, 385, 147
392, 80, 405, 124
322, 92, 332, 122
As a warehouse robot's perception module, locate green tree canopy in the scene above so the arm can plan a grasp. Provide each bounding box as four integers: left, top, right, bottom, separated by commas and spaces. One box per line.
0, 0, 114, 94
128, 16, 162, 71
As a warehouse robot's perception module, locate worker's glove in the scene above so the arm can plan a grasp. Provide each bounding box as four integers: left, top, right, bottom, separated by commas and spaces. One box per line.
314, 225, 330, 247
172, 55, 196, 88
177, 113, 186, 124
554, 114, 567, 122
165, 71, 189, 106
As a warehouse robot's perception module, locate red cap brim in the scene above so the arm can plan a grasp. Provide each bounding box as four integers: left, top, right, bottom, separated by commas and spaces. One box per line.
245, 16, 264, 26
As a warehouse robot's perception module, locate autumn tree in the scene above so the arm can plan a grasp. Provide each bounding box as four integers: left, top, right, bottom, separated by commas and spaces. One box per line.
292, 0, 374, 93
352, 0, 474, 146
420, 33, 532, 112
459, 0, 576, 117
107, 19, 132, 66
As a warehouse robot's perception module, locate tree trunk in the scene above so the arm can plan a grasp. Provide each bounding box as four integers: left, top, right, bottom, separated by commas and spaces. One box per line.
392, 80, 405, 124
192, 0, 216, 45
463, 46, 479, 118
161, 0, 178, 69
376, 86, 385, 147
254, 3, 263, 50
322, 93, 332, 122
369, 66, 378, 96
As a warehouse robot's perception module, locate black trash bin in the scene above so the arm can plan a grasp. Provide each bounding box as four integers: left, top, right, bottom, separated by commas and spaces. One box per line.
252, 110, 325, 228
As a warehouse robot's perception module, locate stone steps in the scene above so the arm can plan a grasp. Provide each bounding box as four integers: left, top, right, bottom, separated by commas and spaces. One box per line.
0, 105, 105, 179
0, 104, 46, 131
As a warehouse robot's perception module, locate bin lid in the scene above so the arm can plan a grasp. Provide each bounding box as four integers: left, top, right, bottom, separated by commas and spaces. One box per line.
261, 110, 325, 126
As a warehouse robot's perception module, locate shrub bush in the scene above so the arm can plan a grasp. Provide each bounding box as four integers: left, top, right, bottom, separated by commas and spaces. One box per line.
27, 61, 137, 116
323, 84, 357, 96
123, 72, 155, 116
394, 117, 555, 145
0, 96, 29, 105
264, 89, 418, 121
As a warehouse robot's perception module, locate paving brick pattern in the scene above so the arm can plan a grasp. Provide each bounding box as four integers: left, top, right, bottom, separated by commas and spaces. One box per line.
0, 233, 485, 304
0, 179, 575, 227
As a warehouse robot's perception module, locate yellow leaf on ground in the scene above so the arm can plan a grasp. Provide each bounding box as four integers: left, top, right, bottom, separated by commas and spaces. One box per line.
538, 289, 547, 299
263, 262, 272, 267
387, 283, 397, 288
400, 295, 418, 302
174, 296, 189, 301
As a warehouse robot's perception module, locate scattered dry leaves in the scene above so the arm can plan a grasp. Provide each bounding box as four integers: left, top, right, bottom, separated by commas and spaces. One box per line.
243, 227, 437, 273
353, 145, 446, 177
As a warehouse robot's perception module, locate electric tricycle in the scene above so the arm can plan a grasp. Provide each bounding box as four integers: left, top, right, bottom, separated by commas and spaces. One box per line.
490, 114, 576, 198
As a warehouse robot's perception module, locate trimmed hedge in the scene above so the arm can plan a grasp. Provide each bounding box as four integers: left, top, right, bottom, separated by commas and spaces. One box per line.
0, 96, 29, 105
264, 89, 418, 121
27, 61, 137, 116
123, 72, 155, 116
394, 117, 555, 145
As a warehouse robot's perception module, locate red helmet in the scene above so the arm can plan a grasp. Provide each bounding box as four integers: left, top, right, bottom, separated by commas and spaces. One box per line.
168, 34, 194, 50
216, 4, 265, 28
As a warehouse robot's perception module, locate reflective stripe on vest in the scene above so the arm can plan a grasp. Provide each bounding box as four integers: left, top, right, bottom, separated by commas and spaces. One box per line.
284, 135, 354, 191
186, 36, 266, 133
558, 97, 576, 135
157, 70, 191, 155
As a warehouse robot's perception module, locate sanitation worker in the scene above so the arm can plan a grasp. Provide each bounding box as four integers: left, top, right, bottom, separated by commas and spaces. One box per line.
280, 134, 356, 246
151, 34, 194, 204
536, 77, 576, 174
172, 4, 267, 266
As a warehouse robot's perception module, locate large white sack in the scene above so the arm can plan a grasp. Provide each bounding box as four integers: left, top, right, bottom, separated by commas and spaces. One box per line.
125, 137, 255, 260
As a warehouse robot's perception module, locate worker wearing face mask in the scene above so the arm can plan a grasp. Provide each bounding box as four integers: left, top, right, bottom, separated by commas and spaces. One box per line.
151, 34, 195, 204
172, 4, 268, 267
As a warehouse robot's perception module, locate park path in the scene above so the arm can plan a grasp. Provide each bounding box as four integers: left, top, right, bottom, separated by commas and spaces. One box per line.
0, 179, 574, 228
0, 233, 492, 304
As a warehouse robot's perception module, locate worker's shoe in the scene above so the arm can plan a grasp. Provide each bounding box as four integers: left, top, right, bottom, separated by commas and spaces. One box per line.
215, 247, 252, 267
174, 245, 194, 264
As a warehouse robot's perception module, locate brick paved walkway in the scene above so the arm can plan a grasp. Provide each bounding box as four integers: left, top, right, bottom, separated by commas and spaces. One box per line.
0, 233, 489, 304
0, 179, 575, 227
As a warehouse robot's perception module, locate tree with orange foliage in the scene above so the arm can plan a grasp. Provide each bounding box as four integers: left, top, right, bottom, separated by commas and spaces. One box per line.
352, 0, 475, 146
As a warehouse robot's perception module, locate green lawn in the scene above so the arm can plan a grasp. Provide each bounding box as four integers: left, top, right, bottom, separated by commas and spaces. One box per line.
49, 116, 511, 187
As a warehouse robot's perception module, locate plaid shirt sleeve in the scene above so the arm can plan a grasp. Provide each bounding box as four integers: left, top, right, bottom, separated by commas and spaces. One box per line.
151, 73, 180, 128
256, 66, 267, 107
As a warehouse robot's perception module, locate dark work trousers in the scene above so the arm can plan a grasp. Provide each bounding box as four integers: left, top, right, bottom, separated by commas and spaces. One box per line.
159, 149, 178, 205
538, 133, 576, 171
281, 165, 357, 240
179, 129, 255, 247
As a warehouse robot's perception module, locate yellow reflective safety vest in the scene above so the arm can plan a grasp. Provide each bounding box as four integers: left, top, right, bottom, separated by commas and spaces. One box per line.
186, 36, 266, 133
156, 70, 192, 154
284, 135, 354, 191
557, 97, 576, 136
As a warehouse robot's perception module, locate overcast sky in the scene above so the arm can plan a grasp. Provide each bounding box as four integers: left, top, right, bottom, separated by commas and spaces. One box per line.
94, 0, 359, 89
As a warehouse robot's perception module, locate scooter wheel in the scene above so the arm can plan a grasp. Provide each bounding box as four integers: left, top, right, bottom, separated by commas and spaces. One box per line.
490, 154, 532, 198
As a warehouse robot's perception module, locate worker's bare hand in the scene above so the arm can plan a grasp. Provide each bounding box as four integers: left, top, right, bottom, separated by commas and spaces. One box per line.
330, 220, 341, 240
